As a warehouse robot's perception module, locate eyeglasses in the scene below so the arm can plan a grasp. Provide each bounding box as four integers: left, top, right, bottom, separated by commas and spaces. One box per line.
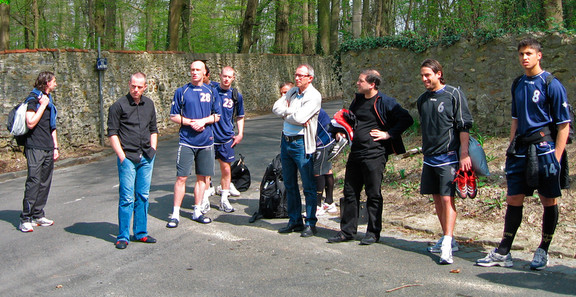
294, 73, 310, 78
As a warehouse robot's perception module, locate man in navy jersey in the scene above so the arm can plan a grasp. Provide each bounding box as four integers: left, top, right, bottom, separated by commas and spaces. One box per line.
418, 59, 473, 264
477, 38, 570, 270
327, 70, 413, 245
211, 66, 245, 213
166, 60, 221, 227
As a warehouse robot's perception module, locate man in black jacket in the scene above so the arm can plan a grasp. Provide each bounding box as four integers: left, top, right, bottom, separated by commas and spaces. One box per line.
328, 70, 413, 245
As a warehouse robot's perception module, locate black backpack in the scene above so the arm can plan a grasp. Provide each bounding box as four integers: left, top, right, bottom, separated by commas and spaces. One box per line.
231, 154, 251, 192
249, 154, 287, 223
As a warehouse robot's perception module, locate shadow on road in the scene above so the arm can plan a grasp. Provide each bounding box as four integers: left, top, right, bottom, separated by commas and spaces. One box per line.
477, 271, 576, 294
64, 222, 117, 243
0, 210, 21, 228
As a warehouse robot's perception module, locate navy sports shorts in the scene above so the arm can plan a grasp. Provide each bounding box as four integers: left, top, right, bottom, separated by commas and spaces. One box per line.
215, 139, 236, 163
506, 141, 561, 198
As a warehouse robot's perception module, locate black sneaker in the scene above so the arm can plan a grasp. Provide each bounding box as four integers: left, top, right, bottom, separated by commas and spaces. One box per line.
115, 240, 128, 249
327, 138, 348, 161
327, 232, 353, 243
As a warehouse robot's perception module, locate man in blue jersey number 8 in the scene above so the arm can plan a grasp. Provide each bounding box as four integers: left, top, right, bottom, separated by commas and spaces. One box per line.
476, 38, 570, 271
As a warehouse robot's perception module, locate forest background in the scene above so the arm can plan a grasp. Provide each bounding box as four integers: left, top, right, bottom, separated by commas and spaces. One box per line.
0, 0, 573, 55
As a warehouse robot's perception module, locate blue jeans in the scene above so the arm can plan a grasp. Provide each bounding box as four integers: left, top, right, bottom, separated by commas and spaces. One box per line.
117, 155, 155, 242
280, 137, 317, 226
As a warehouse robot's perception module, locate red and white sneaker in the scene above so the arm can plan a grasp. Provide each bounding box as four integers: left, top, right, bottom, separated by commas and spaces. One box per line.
467, 170, 478, 198
453, 169, 468, 199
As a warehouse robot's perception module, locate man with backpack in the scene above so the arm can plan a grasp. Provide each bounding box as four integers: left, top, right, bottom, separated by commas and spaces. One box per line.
18, 71, 60, 233
476, 38, 570, 270
272, 64, 321, 238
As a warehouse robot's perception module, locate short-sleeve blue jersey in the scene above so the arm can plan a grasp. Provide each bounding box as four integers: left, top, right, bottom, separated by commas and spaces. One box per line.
212, 83, 245, 143
512, 71, 571, 137
170, 83, 221, 148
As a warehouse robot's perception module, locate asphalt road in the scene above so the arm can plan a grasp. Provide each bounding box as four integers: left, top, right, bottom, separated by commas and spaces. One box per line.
1, 99, 575, 297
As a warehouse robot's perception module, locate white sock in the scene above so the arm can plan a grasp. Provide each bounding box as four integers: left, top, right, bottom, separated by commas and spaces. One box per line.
193, 205, 202, 219
221, 190, 230, 202
171, 206, 180, 221
442, 235, 453, 251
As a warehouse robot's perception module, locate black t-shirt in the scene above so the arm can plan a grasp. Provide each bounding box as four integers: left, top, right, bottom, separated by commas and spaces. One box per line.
350, 94, 386, 159
25, 98, 54, 150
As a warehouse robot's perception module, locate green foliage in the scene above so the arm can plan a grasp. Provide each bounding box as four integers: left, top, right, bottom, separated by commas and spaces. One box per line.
483, 190, 505, 210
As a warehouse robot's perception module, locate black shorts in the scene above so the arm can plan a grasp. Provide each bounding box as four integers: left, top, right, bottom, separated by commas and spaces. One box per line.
420, 163, 458, 197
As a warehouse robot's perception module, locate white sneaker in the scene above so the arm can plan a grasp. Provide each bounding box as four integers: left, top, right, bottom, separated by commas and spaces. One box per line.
439, 240, 454, 264
215, 185, 223, 195
201, 188, 213, 214
530, 248, 549, 270
205, 186, 215, 197
229, 183, 241, 196
323, 203, 338, 213
220, 197, 235, 213
427, 236, 459, 253
19, 222, 34, 232
316, 206, 327, 216
32, 217, 54, 227
476, 249, 513, 267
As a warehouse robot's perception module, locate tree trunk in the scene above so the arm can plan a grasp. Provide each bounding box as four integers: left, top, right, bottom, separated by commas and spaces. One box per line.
239, 0, 258, 53
181, 0, 192, 52
374, 0, 382, 36
380, 0, 393, 35
544, 0, 563, 29
167, 0, 183, 51
274, 0, 289, 53
145, 0, 154, 51
317, 0, 330, 55
302, 0, 314, 55
32, 0, 39, 48
361, 0, 371, 37
104, 0, 116, 48
86, 0, 95, 49
404, 0, 412, 31
0, 3, 9, 50
352, 0, 362, 38
329, 0, 340, 54
94, 0, 106, 45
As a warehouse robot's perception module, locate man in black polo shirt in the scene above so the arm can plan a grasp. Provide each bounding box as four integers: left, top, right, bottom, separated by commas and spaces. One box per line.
107, 72, 158, 249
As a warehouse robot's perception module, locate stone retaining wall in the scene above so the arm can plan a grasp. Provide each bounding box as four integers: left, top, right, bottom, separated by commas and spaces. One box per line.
340, 33, 576, 135
0, 50, 341, 150
2, 33, 575, 151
